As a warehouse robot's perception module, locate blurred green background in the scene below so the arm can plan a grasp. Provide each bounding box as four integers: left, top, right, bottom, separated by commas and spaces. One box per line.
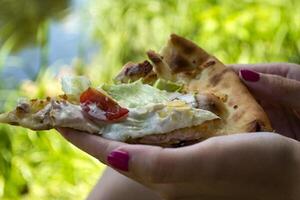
0, 0, 299, 199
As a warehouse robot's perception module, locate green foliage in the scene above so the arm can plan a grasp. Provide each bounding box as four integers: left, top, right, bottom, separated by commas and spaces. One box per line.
0, 0, 70, 52
0, 0, 300, 199
0, 125, 103, 200
87, 0, 300, 84
0, 0, 71, 76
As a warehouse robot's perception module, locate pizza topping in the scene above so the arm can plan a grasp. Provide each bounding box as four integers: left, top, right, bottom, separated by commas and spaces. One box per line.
102, 80, 170, 108
114, 60, 154, 84
101, 102, 219, 141
153, 79, 183, 92
141, 70, 158, 85
17, 98, 49, 114
174, 94, 198, 108
124, 61, 152, 77
59, 94, 68, 100
16, 100, 31, 114
80, 87, 129, 121
147, 50, 175, 80
61, 76, 91, 96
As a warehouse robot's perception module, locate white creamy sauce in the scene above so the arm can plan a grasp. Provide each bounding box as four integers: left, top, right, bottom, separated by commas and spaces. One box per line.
50, 101, 102, 133
100, 102, 219, 141
61, 76, 91, 96
40, 96, 218, 141
174, 94, 198, 108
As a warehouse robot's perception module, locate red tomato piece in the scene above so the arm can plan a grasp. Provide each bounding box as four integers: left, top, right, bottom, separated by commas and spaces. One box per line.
80, 87, 129, 121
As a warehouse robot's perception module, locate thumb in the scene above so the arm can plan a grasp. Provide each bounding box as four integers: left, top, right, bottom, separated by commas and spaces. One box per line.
239, 69, 300, 110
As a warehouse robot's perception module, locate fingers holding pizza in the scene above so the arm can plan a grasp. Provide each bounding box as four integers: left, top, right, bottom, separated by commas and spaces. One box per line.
230, 63, 300, 140
230, 63, 300, 110
58, 127, 300, 199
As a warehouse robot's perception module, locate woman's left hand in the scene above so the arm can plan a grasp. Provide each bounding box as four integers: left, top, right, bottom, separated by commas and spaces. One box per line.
57, 129, 300, 200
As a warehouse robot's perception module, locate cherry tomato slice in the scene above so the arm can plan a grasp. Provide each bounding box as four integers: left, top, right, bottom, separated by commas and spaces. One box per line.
80, 87, 129, 121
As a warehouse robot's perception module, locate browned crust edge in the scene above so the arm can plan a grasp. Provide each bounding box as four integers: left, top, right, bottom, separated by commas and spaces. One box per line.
126, 119, 222, 147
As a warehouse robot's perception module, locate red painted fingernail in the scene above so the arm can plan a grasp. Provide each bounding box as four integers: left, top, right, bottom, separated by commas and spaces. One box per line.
240, 69, 260, 82
107, 150, 129, 171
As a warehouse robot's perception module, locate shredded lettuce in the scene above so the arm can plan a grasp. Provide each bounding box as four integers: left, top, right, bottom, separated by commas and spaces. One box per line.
61, 76, 91, 96
101, 80, 170, 108
153, 78, 183, 92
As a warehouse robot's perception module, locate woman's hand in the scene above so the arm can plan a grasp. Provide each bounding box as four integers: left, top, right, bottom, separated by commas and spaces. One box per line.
230, 63, 300, 140
58, 129, 300, 200
57, 63, 300, 200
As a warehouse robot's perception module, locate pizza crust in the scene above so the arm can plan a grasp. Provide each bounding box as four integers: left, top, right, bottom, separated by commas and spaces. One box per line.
127, 119, 221, 147
124, 34, 272, 146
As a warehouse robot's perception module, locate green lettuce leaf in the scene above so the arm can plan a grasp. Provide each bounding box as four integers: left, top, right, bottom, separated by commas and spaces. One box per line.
101, 80, 170, 108
61, 76, 91, 96
153, 78, 183, 92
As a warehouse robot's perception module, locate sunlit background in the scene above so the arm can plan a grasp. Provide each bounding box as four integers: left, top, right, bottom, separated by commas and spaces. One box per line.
0, 0, 299, 199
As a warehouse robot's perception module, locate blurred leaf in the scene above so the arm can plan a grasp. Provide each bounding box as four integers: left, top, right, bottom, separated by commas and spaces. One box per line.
0, 0, 70, 52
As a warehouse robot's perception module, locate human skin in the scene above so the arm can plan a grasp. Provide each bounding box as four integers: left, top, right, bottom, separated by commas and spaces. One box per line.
231, 63, 300, 139
58, 63, 300, 200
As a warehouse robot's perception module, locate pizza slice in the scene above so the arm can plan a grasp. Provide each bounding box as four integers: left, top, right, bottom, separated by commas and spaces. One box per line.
0, 34, 272, 147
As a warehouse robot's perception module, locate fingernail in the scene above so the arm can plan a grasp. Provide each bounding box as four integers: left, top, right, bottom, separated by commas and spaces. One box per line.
107, 150, 129, 171
240, 69, 260, 82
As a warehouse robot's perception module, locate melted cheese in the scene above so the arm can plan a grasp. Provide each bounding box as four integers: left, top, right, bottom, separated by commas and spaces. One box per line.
100, 102, 219, 141
5, 95, 218, 141
49, 100, 218, 141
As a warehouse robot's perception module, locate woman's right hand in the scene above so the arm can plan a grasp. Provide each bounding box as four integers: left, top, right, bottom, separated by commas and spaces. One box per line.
230, 63, 300, 140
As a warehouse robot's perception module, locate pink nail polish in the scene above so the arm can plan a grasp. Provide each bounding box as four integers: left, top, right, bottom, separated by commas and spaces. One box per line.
240, 69, 260, 82
107, 150, 129, 171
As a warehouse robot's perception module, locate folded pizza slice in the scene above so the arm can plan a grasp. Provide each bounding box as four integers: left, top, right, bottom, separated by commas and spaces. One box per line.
0, 34, 272, 147
114, 34, 273, 145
